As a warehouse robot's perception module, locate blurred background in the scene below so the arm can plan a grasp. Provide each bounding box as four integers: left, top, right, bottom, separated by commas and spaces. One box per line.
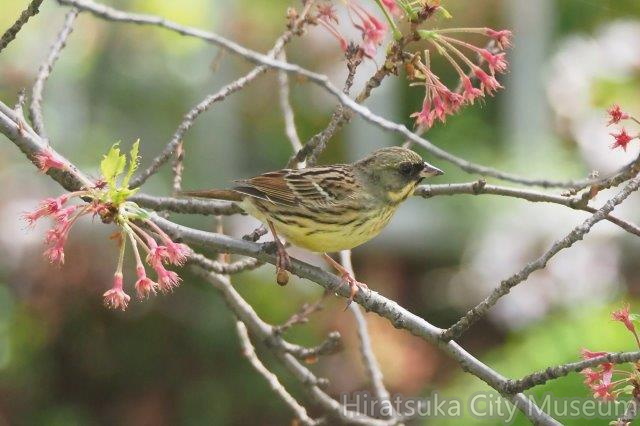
1, 0, 640, 424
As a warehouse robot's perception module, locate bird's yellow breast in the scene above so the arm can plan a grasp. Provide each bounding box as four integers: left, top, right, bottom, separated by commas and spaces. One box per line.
240, 200, 398, 253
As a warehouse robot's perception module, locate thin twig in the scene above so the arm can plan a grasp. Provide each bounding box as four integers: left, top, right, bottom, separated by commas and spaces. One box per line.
129, 0, 315, 188
0, 117, 559, 424
504, 351, 640, 394
188, 251, 263, 275
171, 141, 184, 194
442, 175, 640, 341
275, 291, 328, 334
29, 8, 79, 138
235, 320, 316, 425
341, 250, 395, 420
416, 180, 640, 238
60, 0, 597, 189
189, 256, 396, 425
277, 50, 303, 154
0, 0, 44, 54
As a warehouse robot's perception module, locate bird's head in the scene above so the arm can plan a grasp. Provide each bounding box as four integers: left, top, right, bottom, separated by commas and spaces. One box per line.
355, 146, 444, 204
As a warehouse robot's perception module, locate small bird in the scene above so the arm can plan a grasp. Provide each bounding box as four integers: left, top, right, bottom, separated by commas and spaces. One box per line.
181, 146, 443, 305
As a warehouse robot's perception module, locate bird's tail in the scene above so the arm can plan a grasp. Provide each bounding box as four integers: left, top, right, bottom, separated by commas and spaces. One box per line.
178, 189, 244, 202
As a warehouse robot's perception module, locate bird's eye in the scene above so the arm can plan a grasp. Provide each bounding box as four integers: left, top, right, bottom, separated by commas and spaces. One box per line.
399, 162, 414, 176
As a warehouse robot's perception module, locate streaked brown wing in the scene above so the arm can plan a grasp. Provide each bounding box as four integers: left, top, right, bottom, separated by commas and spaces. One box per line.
234, 170, 297, 206
286, 165, 359, 205
233, 165, 359, 207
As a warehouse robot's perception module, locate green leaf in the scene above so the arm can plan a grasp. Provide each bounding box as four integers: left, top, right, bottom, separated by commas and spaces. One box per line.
122, 139, 140, 188
437, 6, 453, 19
100, 143, 126, 187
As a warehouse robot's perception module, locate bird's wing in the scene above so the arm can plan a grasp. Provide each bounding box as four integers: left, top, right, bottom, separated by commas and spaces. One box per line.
233, 166, 359, 207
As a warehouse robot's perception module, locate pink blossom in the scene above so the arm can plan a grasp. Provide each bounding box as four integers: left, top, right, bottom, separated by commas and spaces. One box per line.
381, 0, 402, 17
411, 99, 436, 128
317, 2, 339, 24
145, 238, 170, 268
485, 28, 512, 49
581, 349, 608, 360
103, 272, 131, 310
461, 77, 484, 104
165, 242, 190, 266
479, 50, 508, 74
350, 4, 387, 58
610, 128, 635, 151
611, 304, 636, 333
591, 383, 615, 401
44, 244, 65, 265
474, 68, 503, 95
154, 263, 181, 293
317, 3, 348, 52
34, 147, 66, 173
54, 205, 78, 224
134, 265, 157, 299
580, 368, 601, 386
22, 195, 69, 227
607, 104, 630, 126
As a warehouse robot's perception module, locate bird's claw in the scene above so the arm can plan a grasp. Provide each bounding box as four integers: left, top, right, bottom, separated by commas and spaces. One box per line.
275, 246, 291, 286
341, 272, 368, 310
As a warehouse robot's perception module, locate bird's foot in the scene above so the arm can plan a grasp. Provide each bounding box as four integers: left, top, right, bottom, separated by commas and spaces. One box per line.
341, 271, 368, 310
274, 242, 291, 286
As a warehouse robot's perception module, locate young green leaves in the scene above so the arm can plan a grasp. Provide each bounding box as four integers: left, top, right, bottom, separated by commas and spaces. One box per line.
100, 140, 140, 205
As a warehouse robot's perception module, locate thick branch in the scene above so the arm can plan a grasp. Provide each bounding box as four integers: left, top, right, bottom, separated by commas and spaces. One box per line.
442, 176, 640, 341
158, 216, 559, 425
129, 193, 244, 216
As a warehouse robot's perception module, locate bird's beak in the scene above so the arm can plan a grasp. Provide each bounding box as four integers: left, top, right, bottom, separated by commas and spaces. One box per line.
420, 162, 444, 178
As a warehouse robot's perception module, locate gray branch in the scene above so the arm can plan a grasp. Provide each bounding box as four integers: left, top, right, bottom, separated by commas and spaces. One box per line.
416, 180, 640, 237
442, 175, 640, 341
58, 0, 598, 190
504, 351, 640, 394
29, 7, 79, 138
235, 320, 317, 425
0, 0, 44, 54
128, 0, 314, 188
341, 250, 395, 420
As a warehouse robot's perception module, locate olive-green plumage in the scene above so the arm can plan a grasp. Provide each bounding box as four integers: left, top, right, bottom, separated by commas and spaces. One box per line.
181, 147, 443, 252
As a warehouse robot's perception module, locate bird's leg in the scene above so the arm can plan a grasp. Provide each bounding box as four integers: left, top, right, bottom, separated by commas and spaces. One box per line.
267, 220, 290, 286
322, 253, 368, 308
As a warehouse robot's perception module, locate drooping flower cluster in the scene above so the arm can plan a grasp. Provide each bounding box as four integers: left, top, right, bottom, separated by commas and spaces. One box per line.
410, 27, 511, 128
579, 305, 640, 401
606, 104, 639, 151
313, 1, 511, 129
315, 1, 388, 58
23, 141, 190, 311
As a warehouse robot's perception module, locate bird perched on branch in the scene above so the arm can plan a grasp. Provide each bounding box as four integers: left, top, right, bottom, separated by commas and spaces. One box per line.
181, 146, 444, 305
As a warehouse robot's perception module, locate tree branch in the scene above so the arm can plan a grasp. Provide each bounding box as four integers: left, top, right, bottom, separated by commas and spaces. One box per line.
235, 320, 317, 425
340, 250, 394, 420
416, 180, 640, 238
58, 0, 599, 189
29, 7, 79, 138
504, 351, 640, 394
129, 0, 314, 187
0, 0, 44, 54
442, 175, 640, 341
